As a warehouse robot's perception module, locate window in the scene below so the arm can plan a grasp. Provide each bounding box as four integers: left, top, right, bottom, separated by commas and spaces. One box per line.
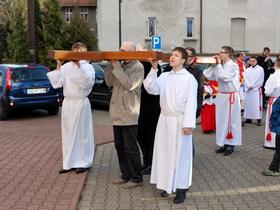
80, 8, 89, 22
231, 18, 246, 50
148, 17, 156, 37
186, 17, 194, 38
65, 8, 73, 23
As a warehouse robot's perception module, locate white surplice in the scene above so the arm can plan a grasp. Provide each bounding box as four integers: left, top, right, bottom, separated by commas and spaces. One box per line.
144, 68, 197, 193
203, 60, 242, 146
243, 65, 264, 119
264, 70, 280, 148
47, 60, 95, 170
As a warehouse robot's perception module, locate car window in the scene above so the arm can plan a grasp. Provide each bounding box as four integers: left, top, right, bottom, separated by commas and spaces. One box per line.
92, 64, 104, 79
11, 68, 48, 83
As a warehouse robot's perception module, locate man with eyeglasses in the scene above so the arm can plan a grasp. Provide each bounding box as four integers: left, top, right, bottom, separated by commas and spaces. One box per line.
104, 41, 144, 189
203, 46, 242, 156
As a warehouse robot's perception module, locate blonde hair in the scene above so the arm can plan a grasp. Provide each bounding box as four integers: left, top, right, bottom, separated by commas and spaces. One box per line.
71, 42, 87, 52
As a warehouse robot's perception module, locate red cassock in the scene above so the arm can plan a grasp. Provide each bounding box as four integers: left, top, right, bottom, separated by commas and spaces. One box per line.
201, 81, 218, 133
201, 103, 216, 132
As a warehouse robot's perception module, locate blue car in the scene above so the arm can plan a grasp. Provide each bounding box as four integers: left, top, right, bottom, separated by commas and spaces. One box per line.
0, 64, 61, 120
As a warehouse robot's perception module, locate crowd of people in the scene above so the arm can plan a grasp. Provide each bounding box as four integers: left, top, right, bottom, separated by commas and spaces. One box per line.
47, 42, 280, 205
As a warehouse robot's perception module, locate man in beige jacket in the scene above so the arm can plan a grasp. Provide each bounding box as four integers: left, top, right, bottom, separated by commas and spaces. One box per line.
104, 41, 144, 189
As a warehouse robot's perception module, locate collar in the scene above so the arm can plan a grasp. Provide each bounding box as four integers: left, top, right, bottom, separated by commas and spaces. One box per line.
170, 68, 188, 74
121, 60, 137, 68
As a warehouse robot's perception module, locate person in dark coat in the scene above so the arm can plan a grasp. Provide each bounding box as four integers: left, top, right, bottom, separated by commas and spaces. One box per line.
257, 47, 274, 108
185, 47, 204, 118
137, 61, 161, 175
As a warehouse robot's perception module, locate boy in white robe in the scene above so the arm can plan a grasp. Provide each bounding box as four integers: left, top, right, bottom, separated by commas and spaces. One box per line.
203, 46, 242, 156
47, 42, 95, 174
263, 56, 280, 148
144, 47, 197, 204
243, 57, 264, 126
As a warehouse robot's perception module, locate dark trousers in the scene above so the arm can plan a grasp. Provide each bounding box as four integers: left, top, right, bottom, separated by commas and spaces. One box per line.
269, 134, 280, 172
137, 124, 156, 166
113, 125, 143, 183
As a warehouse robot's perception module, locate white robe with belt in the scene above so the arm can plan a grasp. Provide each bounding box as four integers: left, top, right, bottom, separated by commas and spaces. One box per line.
264, 70, 280, 148
47, 60, 95, 170
243, 65, 264, 119
203, 60, 242, 146
144, 68, 197, 193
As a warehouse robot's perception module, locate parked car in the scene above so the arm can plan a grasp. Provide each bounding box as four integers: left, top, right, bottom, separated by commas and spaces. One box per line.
0, 64, 61, 120
88, 62, 112, 106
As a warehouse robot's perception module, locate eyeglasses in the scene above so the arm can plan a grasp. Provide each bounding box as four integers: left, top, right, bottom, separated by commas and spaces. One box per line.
219, 51, 228, 54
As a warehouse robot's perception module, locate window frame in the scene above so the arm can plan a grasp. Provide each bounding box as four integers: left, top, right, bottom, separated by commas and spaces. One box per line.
147, 17, 157, 38
64, 7, 73, 23
80, 7, 89, 22
186, 17, 194, 38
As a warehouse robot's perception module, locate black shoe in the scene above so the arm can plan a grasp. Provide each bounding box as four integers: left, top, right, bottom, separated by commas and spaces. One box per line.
173, 190, 186, 204
75, 167, 89, 173
224, 148, 233, 156
141, 165, 151, 175
160, 190, 169, 197
215, 146, 226, 153
58, 169, 72, 174
257, 120, 262, 126
245, 119, 252, 123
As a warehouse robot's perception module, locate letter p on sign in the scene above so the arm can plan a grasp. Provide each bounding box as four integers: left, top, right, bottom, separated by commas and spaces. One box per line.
152, 35, 161, 50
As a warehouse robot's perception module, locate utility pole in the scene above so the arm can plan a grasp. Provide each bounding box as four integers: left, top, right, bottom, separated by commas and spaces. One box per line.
119, 0, 122, 48
27, 0, 35, 63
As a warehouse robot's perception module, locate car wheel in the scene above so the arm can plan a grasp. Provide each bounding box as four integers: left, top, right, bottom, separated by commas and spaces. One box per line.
0, 104, 8, 120
47, 106, 59, 115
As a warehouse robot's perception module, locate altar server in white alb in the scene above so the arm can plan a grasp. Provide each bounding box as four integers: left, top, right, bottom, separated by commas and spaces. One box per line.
144, 47, 197, 204
264, 56, 280, 148
47, 42, 95, 174
203, 46, 242, 156
243, 57, 264, 126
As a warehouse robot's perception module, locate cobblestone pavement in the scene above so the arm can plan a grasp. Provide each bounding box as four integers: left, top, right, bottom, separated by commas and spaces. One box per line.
78, 116, 280, 210
0, 109, 112, 210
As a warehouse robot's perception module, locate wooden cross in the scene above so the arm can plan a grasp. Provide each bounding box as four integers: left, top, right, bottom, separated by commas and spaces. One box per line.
48, 50, 217, 64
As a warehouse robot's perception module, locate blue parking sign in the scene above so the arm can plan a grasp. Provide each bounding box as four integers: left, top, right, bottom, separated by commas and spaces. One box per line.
151, 35, 161, 50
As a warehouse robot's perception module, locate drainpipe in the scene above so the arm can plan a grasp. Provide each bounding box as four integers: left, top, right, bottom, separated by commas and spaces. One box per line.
199, 0, 203, 53
119, 0, 122, 48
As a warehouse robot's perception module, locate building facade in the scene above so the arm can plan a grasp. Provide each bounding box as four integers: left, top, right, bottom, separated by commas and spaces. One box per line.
59, 0, 97, 34
97, 0, 280, 53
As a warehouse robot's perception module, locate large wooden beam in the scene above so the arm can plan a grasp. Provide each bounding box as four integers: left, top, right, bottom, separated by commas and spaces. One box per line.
48, 50, 162, 61
48, 50, 217, 64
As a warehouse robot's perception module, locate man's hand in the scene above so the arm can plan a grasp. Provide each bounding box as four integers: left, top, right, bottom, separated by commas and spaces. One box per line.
147, 57, 158, 70
214, 55, 221, 64
111, 60, 118, 68
182, 128, 192, 135
56, 60, 64, 70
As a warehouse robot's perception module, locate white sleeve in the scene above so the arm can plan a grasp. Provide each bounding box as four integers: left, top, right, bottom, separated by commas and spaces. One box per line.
47, 68, 64, 89
182, 77, 198, 128
143, 68, 160, 95
216, 64, 238, 82
264, 76, 275, 96
203, 65, 216, 80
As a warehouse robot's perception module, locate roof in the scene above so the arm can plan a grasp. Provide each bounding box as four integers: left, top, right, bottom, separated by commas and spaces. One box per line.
59, 0, 97, 7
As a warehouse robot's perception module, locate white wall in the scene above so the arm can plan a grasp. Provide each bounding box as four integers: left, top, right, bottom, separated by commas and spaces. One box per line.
97, 0, 280, 53
203, 0, 279, 53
